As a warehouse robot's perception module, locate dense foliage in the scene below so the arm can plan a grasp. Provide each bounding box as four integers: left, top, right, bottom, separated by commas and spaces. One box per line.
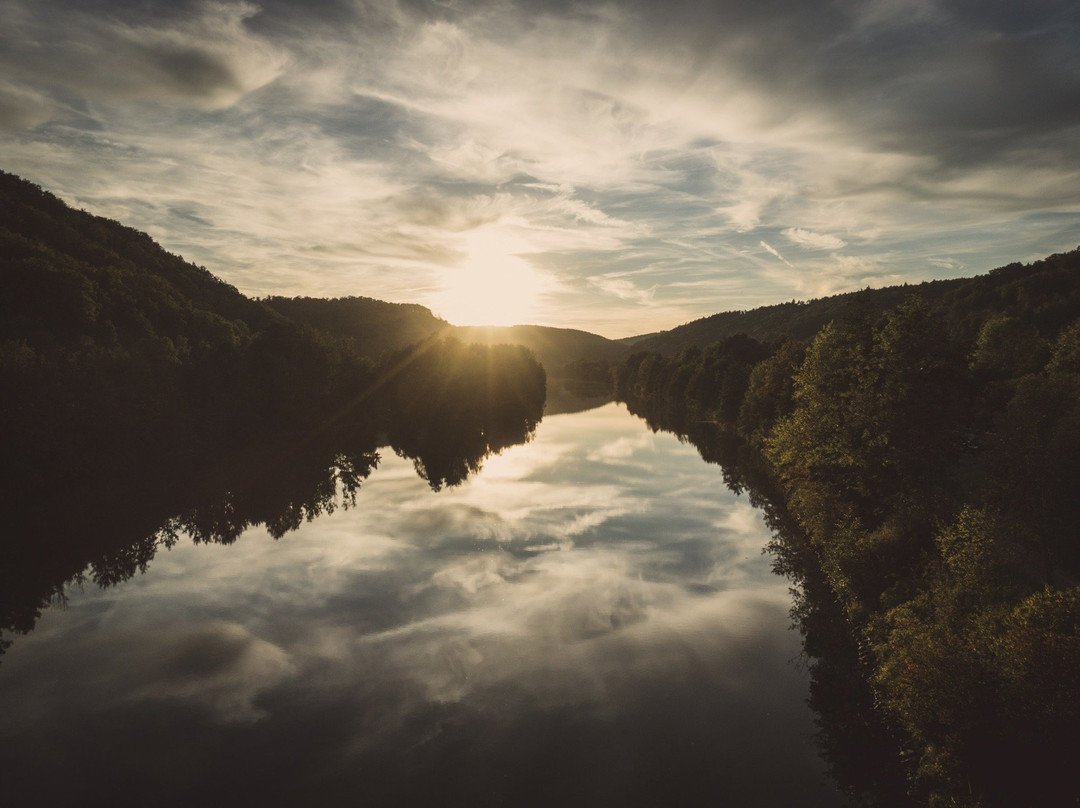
1, 171, 545, 491
263, 295, 449, 360
628, 250, 1080, 356
2, 337, 545, 656
261, 302, 630, 376
1, 171, 547, 653
614, 249, 1080, 807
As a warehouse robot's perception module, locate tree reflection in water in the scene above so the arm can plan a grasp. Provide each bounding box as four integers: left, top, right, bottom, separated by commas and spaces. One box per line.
0, 403, 839, 808
621, 395, 914, 808
0, 348, 545, 656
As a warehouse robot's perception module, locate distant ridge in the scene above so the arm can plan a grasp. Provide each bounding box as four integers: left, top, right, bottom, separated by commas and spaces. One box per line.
625, 250, 1080, 355
263, 296, 449, 360
0, 169, 625, 380
9, 166, 1075, 381
0, 168, 548, 488
451, 324, 629, 377
260, 300, 630, 374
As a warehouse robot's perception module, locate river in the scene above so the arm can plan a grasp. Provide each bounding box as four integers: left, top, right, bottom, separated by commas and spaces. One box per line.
0, 402, 842, 806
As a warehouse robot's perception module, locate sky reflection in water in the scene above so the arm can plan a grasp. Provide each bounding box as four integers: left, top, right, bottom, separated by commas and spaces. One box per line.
0, 403, 840, 806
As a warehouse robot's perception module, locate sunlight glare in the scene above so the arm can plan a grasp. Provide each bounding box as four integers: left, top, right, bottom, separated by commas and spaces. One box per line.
430, 227, 549, 326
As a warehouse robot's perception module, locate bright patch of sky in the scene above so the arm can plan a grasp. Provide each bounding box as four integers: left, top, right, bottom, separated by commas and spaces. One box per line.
1, 0, 1078, 336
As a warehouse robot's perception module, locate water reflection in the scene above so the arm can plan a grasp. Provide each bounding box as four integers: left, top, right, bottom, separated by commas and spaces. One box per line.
0, 375, 543, 647
0, 405, 839, 807
620, 396, 913, 807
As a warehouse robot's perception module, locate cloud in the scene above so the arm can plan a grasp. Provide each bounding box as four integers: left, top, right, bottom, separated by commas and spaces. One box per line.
588, 274, 656, 304
0, 81, 55, 130
759, 240, 794, 268
782, 227, 847, 250
851, 0, 944, 31
927, 257, 962, 272
0, 0, 1078, 335
779, 251, 908, 299
126, 620, 296, 721
1, 618, 296, 725
0, 1, 286, 112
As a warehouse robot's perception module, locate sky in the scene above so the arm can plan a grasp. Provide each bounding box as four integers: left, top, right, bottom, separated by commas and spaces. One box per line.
1, 0, 1078, 337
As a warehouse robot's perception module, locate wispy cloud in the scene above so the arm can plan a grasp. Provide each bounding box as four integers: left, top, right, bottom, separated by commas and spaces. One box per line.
782, 227, 846, 250
2, 0, 1078, 336
759, 240, 794, 269
588, 273, 657, 304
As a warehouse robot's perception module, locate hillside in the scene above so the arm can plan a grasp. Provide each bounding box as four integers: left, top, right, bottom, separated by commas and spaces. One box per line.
627, 249, 1080, 354
452, 324, 629, 377
1, 171, 370, 491
258, 300, 629, 375
612, 249, 1080, 807
0, 170, 276, 355
0, 171, 547, 494
264, 295, 448, 360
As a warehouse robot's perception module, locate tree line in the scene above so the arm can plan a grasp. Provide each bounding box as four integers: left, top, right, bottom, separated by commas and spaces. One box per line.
1, 171, 545, 495
612, 249, 1080, 807
1, 171, 547, 655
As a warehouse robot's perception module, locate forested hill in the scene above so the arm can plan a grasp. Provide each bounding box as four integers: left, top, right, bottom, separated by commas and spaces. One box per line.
0, 170, 630, 381
452, 324, 629, 377
0, 169, 276, 353
264, 295, 449, 360
260, 306, 632, 374
612, 247, 1080, 807
0, 171, 546, 498
627, 249, 1080, 354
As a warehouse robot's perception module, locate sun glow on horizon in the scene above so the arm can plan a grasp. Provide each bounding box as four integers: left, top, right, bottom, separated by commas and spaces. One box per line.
428, 226, 552, 327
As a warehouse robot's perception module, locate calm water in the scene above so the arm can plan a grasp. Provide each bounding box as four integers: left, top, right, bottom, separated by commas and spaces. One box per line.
0, 403, 841, 806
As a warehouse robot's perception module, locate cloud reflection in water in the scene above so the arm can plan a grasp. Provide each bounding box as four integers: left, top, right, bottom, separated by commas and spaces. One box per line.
0, 403, 839, 806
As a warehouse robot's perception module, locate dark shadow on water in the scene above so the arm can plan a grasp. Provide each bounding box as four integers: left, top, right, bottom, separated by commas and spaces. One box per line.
1, 346, 545, 657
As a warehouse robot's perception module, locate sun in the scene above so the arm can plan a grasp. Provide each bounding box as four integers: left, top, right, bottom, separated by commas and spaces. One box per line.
429, 227, 549, 327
